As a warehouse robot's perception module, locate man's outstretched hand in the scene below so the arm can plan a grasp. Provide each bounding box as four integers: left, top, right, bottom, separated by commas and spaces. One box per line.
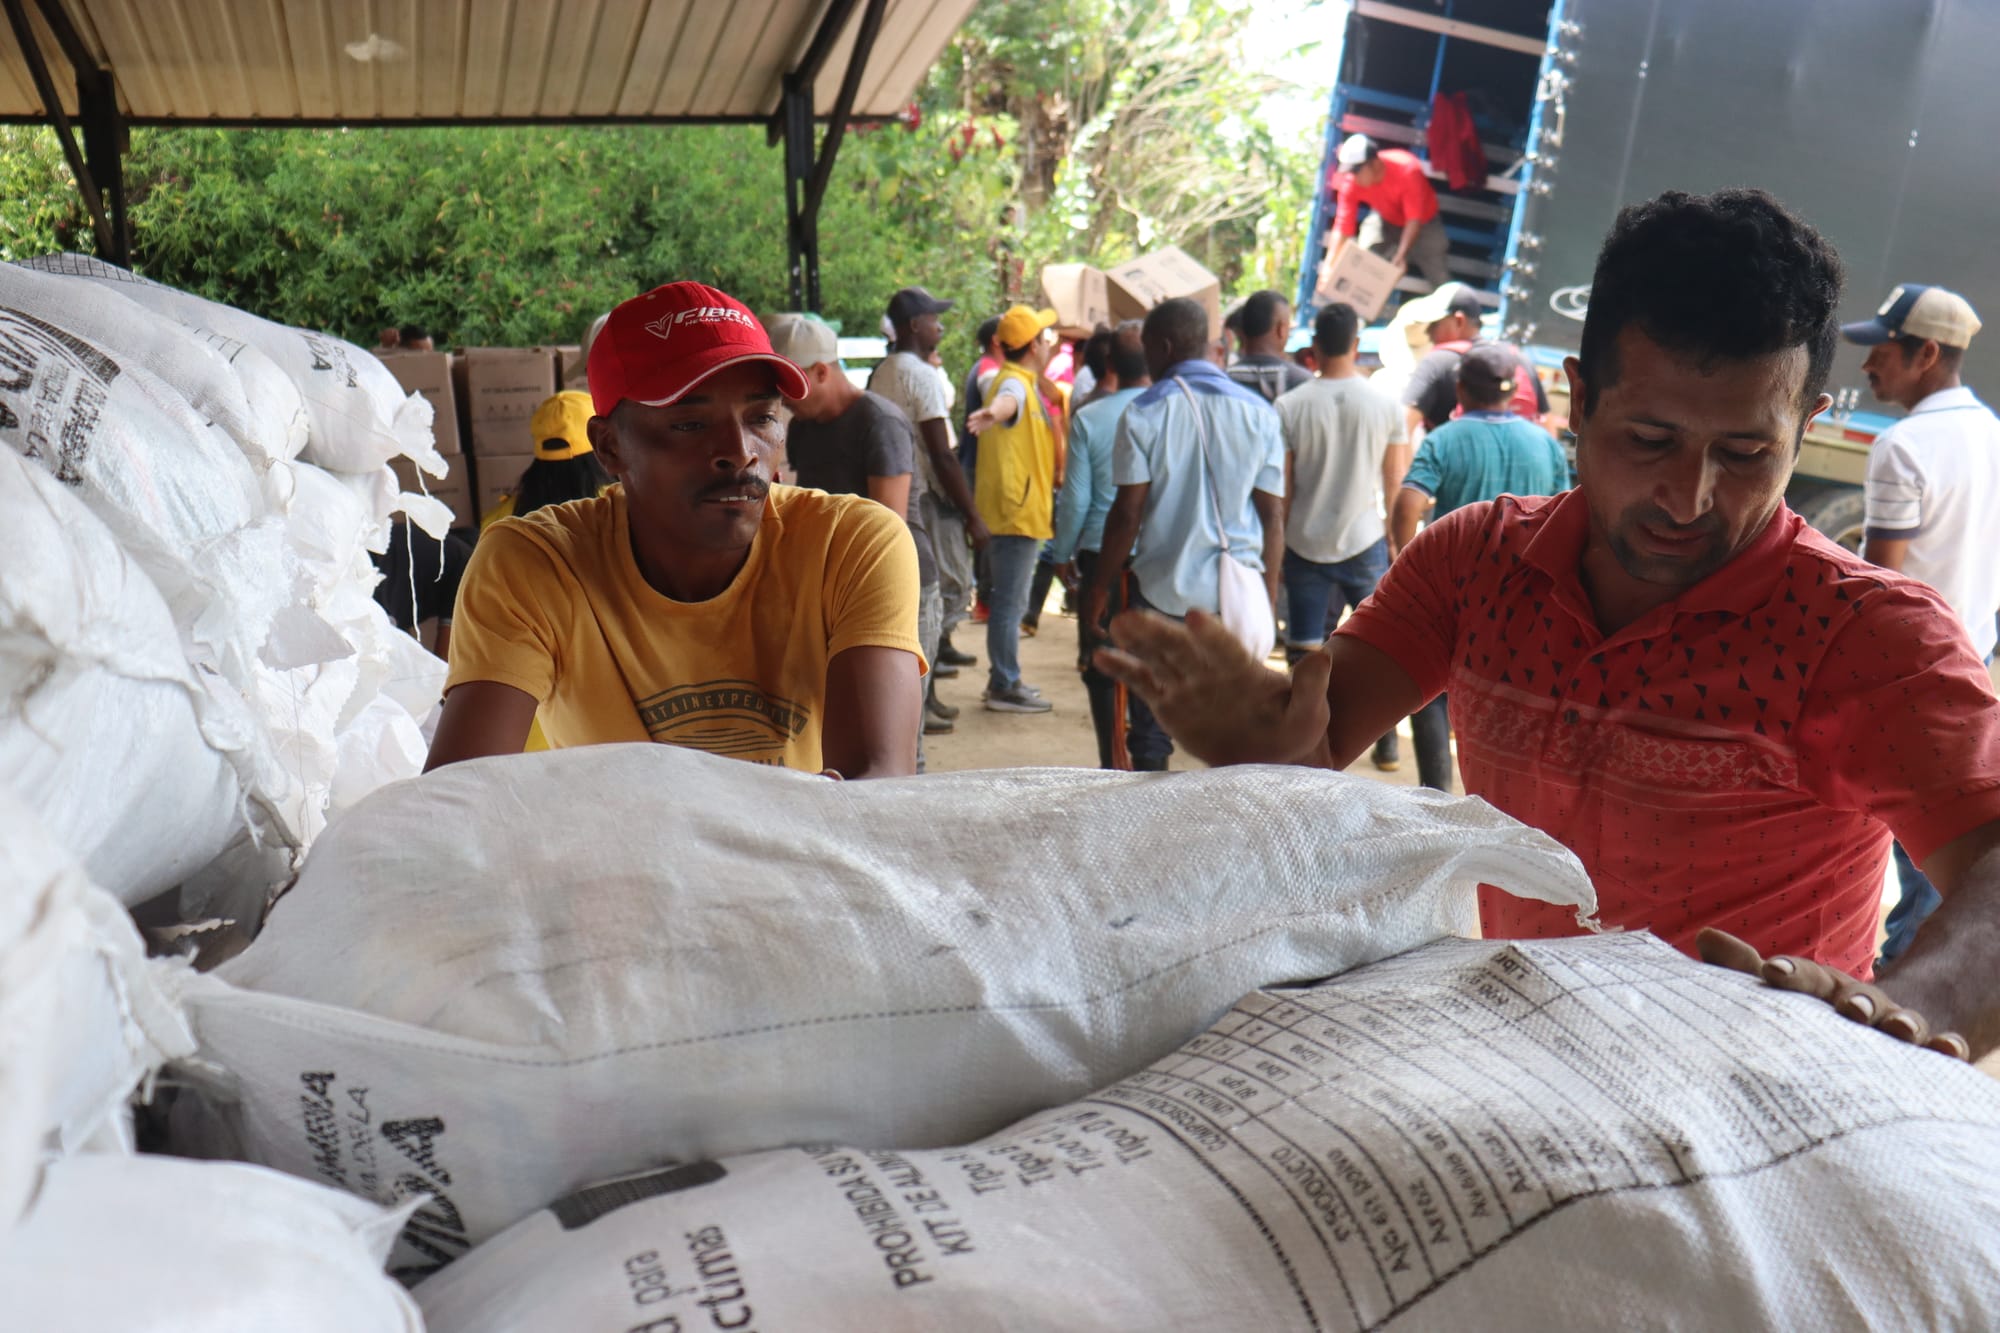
1092, 608, 1328, 768
1697, 928, 1970, 1060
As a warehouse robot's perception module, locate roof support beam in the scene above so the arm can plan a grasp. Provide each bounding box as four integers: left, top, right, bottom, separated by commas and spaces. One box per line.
781, 73, 817, 311
39, 0, 129, 265
767, 0, 860, 147
781, 0, 887, 312
804, 0, 884, 221
2, 0, 118, 260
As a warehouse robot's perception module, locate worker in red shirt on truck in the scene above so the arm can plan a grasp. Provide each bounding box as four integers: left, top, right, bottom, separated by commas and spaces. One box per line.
1326, 133, 1451, 289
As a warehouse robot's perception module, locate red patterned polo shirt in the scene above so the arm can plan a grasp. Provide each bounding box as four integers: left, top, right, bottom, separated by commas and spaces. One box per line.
1339, 489, 2000, 976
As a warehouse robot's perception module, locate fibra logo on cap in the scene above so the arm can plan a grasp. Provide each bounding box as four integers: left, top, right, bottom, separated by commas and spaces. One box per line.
645, 307, 756, 340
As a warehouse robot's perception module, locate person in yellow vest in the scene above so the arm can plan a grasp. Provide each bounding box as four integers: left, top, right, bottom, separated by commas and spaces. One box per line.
964, 304, 1060, 712
480, 390, 613, 531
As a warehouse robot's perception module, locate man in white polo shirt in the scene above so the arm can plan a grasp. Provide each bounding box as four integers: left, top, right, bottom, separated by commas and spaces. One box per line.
1845, 282, 1999, 966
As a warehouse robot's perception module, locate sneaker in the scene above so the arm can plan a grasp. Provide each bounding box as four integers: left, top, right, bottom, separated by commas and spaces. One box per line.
927, 695, 960, 721
924, 714, 956, 735
1372, 736, 1402, 772
932, 661, 959, 679
938, 641, 977, 668
983, 684, 1053, 713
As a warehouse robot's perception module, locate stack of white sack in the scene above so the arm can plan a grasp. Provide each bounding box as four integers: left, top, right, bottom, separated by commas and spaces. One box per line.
163, 745, 1599, 1277
0, 785, 422, 1331
0, 257, 447, 920
413, 932, 2000, 1332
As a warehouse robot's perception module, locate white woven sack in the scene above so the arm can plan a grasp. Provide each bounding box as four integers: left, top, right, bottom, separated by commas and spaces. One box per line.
1, 1154, 422, 1331
0, 451, 288, 902
165, 744, 1595, 1276
0, 786, 196, 1229
0, 300, 294, 692
18, 253, 441, 479
414, 934, 2000, 1333
0, 259, 307, 468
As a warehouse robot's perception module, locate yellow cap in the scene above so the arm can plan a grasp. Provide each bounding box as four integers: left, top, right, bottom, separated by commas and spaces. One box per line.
530, 391, 596, 460
996, 304, 1058, 351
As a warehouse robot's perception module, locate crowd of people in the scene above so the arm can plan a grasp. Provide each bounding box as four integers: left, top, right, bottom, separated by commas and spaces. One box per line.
403, 183, 2000, 1068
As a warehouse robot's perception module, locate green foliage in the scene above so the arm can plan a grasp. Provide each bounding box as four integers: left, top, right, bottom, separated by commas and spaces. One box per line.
0, 0, 1321, 356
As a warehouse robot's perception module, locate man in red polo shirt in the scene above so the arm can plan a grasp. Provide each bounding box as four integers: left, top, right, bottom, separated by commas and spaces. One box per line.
1328, 134, 1450, 288
1098, 189, 2000, 1060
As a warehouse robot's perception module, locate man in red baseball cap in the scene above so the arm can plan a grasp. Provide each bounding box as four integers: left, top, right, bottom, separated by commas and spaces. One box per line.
426, 281, 927, 777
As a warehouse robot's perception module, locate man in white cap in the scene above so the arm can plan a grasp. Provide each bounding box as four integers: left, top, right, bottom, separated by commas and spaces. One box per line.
1328, 134, 1450, 289
1844, 282, 1999, 967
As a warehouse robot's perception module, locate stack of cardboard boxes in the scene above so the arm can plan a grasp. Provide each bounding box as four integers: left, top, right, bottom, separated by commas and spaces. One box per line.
384, 346, 590, 531
458, 348, 559, 523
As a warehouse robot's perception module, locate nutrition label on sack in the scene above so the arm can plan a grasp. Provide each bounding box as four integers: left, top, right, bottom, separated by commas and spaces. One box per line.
1041, 933, 1990, 1331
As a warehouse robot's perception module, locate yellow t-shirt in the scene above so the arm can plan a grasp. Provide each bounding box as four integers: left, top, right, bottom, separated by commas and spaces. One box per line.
447, 483, 924, 771
973, 361, 1057, 539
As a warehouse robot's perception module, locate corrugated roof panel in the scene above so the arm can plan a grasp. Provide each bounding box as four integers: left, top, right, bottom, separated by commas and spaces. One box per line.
693, 0, 778, 116
456, 0, 513, 116
411, 0, 463, 119
722, 0, 814, 117
573, 0, 651, 118
231, 0, 300, 120
612, 0, 692, 118
280, 0, 340, 119
0, 0, 974, 123
178, 0, 254, 118
364, 0, 421, 120
496, 0, 558, 119
856, 0, 963, 114
649, 1, 730, 119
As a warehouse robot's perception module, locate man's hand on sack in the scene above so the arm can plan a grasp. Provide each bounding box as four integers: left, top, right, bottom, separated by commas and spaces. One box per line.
1697, 928, 1971, 1060
1094, 608, 1328, 767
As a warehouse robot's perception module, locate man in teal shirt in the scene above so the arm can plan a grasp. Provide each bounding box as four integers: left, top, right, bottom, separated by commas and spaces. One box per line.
1054, 321, 1151, 767
1390, 343, 1571, 547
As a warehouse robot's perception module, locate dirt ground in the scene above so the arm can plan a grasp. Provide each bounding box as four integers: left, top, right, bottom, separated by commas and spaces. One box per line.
926, 590, 2000, 1080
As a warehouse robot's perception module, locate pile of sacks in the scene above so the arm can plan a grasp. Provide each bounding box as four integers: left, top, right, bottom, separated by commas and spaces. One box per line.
6, 254, 2000, 1326
0, 254, 451, 924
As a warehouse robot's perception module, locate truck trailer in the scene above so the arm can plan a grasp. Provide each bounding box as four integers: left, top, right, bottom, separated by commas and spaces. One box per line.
1295, 0, 2000, 549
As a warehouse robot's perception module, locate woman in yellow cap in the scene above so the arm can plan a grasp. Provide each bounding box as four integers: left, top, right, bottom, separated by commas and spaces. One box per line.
480, 390, 614, 531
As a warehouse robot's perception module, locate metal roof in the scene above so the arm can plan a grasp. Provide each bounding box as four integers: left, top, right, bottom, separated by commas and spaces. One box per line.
0, 0, 975, 125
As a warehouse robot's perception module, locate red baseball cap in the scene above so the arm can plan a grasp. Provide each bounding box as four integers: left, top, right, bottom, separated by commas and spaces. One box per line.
586, 281, 812, 416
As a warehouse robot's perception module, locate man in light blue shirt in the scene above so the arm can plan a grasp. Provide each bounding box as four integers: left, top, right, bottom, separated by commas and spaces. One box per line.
1052, 321, 1150, 767
1083, 298, 1285, 769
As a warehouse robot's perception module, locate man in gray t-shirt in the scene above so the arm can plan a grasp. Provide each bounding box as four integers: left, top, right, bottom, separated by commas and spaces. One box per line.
1273, 302, 1412, 774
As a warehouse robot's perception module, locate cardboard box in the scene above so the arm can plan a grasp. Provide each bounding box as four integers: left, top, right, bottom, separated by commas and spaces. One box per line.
1313, 242, 1402, 322
462, 347, 557, 433
470, 416, 538, 459
475, 451, 537, 519
1105, 246, 1223, 340
380, 351, 461, 455
1039, 263, 1112, 336
556, 343, 586, 389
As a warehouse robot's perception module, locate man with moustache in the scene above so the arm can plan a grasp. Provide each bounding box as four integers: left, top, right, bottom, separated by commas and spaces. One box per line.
1096, 190, 2000, 1061
427, 281, 925, 778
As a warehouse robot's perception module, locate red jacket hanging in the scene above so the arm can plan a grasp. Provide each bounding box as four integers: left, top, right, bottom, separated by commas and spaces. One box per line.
1428, 92, 1486, 191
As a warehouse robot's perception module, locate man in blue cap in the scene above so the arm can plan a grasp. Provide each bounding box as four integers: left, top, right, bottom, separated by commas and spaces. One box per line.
1844, 283, 2000, 969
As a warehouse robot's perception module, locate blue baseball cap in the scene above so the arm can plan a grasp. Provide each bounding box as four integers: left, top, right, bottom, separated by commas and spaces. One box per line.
1841, 284, 1981, 349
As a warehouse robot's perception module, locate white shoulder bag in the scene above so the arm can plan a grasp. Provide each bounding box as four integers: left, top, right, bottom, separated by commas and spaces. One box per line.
1174, 376, 1276, 662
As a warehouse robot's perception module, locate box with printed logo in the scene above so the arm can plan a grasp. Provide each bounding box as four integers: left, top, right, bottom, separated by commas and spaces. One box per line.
1040, 263, 1112, 337
379, 350, 461, 455
1314, 242, 1401, 322
1105, 246, 1223, 341
463, 347, 557, 432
